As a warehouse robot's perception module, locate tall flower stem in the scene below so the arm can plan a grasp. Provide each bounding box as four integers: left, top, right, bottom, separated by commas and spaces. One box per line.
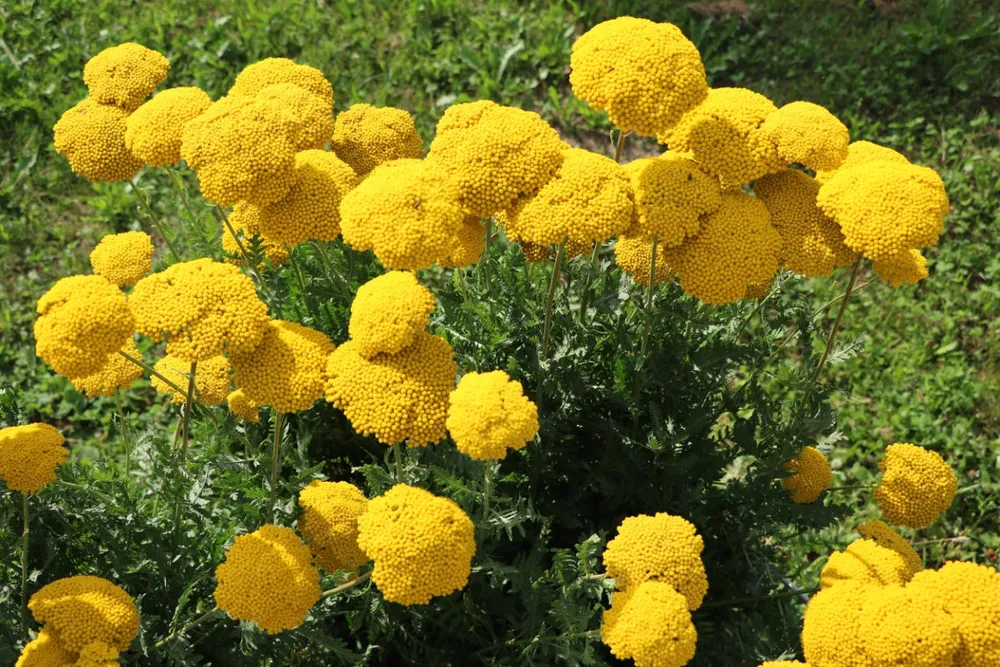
638, 236, 659, 362
482, 461, 494, 521
114, 389, 133, 481
810, 256, 863, 385
699, 587, 820, 609
393, 442, 404, 483
118, 350, 187, 395
179, 362, 197, 456
613, 130, 630, 163
319, 570, 372, 600
285, 244, 321, 325
214, 206, 253, 267
536, 243, 565, 403
155, 606, 221, 649
129, 177, 181, 261
20, 493, 29, 633
311, 241, 352, 298
167, 169, 202, 233
270, 411, 284, 521
479, 218, 493, 291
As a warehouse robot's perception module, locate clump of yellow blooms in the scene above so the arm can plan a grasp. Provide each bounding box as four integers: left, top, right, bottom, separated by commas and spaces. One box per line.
758, 101, 850, 172
331, 103, 424, 177
603, 512, 708, 610
874, 443, 957, 528
820, 538, 919, 589
872, 249, 928, 287
34, 274, 135, 379
297, 480, 369, 573
258, 149, 358, 245
503, 148, 634, 247
151, 353, 231, 406
856, 584, 960, 666
349, 272, 435, 358
814, 140, 910, 184
231, 320, 335, 414
446, 370, 539, 460
129, 258, 269, 362
53, 99, 144, 183
570, 17, 708, 136
601, 581, 698, 667
356, 484, 475, 605
251, 83, 336, 152
73, 641, 121, 667
28, 575, 139, 653
89, 231, 155, 287
124, 87, 212, 167
340, 158, 465, 270
228, 57, 334, 109
754, 170, 856, 278
214, 524, 321, 634
781, 446, 832, 504
625, 154, 722, 247
0, 423, 67, 494
615, 235, 673, 285
801, 580, 871, 667
427, 102, 567, 217
222, 201, 289, 266
15, 628, 75, 667
857, 520, 922, 575
441, 215, 486, 268
69, 338, 143, 398
662, 193, 782, 305
744, 280, 772, 300
226, 389, 260, 422
82, 43, 169, 112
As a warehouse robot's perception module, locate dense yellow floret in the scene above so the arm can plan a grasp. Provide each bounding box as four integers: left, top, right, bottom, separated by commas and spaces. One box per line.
297, 480, 369, 574
229, 57, 334, 109
340, 158, 465, 270
214, 524, 321, 634
83, 43, 169, 111
230, 320, 334, 414
34, 274, 135, 379
349, 272, 435, 358
357, 484, 475, 605
662, 193, 781, 305
331, 104, 424, 177
440, 215, 486, 268
151, 353, 230, 406
781, 446, 832, 504
428, 103, 567, 216
744, 280, 772, 299
817, 160, 949, 261
503, 147, 634, 247
226, 389, 260, 422
874, 443, 957, 528
570, 17, 708, 136
603, 512, 708, 610
53, 99, 143, 183
820, 538, 918, 589
14, 628, 75, 667
601, 582, 698, 667
69, 338, 143, 398
129, 258, 269, 363
857, 520, 922, 575
252, 83, 335, 152
872, 249, 928, 287
89, 231, 154, 287
446, 370, 539, 460
125, 87, 212, 166
324, 333, 456, 446
222, 201, 289, 266
28, 575, 139, 652
754, 170, 857, 277
615, 235, 673, 285
625, 153, 721, 247
72, 641, 121, 667
856, 584, 960, 667
801, 581, 872, 667
814, 140, 910, 184
0, 423, 67, 494
758, 101, 849, 172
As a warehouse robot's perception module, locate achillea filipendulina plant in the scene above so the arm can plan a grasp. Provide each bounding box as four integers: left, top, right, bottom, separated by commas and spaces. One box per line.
28, 575, 139, 652
625, 153, 721, 247
0, 423, 68, 494
222, 201, 289, 267
125, 87, 212, 167
601, 581, 698, 667
89, 231, 155, 287
781, 446, 832, 503
69, 338, 143, 398
82, 43, 169, 112
297, 480, 369, 574
53, 99, 144, 183
446, 370, 538, 460
331, 103, 424, 177
348, 271, 435, 358
873, 443, 957, 528
226, 389, 260, 422
151, 353, 231, 406
819, 537, 917, 589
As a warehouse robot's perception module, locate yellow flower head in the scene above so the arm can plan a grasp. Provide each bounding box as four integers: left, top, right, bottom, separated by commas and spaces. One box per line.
226, 389, 260, 423
0, 423, 67, 494
570, 17, 708, 136
744, 280, 772, 300
614, 235, 673, 286
601, 581, 698, 667
252, 83, 335, 152
356, 484, 475, 605
603, 512, 708, 610
758, 101, 849, 172
872, 249, 928, 287
151, 353, 230, 406
754, 170, 857, 278
625, 153, 721, 247
124, 87, 212, 167
34, 274, 135, 379
440, 215, 485, 268
428, 102, 567, 217
662, 193, 781, 305
69, 338, 143, 398
349, 271, 435, 359
222, 201, 289, 267
857, 520, 922, 576
801, 581, 872, 667
820, 538, 919, 589
856, 584, 960, 667
781, 445, 832, 504
514, 237, 592, 264
324, 333, 456, 447
446, 370, 539, 460
874, 442, 957, 528
297, 480, 369, 574
82, 43, 169, 111
258, 149, 358, 245
662, 87, 781, 186
815, 140, 910, 184
228, 57, 334, 109
908, 561, 1000, 667
503, 147, 634, 247
14, 628, 75, 667
214, 524, 321, 634
231, 320, 335, 414
53, 99, 143, 183
817, 160, 949, 261
332, 104, 424, 178
28, 575, 139, 652
73, 641, 121, 667
89, 231, 155, 287
129, 258, 269, 363
339, 158, 465, 270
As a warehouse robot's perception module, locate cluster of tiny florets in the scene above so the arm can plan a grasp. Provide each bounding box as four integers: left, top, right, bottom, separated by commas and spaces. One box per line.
125, 87, 212, 166
614, 235, 673, 285
349, 271, 435, 358
297, 480, 369, 574
440, 215, 486, 268
151, 353, 230, 406
820, 537, 920, 589
758, 101, 850, 172
82, 43, 170, 112
625, 153, 721, 247
446, 370, 539, 460
28, 575, 140, 654
331, 103, 424, 177
0, 423, 67, 494
857, 520, 923, 575
70, 338, 143, 398
226, 389, 260, 422
89, 231, 155, 287
781, 445, 832, 504
874, 443, 957, 528
356, 484, 475, 605
222, 201, 289, 266
228, 57, 334, 109
15, 628, 75, 666
601, 582, 698, 667
54, 99, 144, 183
815, 140, 910, 184
872, 249, 929, 287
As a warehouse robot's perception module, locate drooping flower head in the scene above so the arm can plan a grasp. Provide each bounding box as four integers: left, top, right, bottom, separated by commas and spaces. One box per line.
69, 338, 143, 398
28, 575, 140, 652
446, 370, 539, 460
0, 423, 67, 494
297, 480, 369, 574
54, 99, 144, 183
801, 581, 873, 667
228, 57, 334, 109
601, 581, 698, 667
89, 231, 155, 287
82, 43, 170, 111
781, 445, 832, 504
226, 389, 260, 423
349, 272, 435, 358
222, 201, 289, 267
857, 520, 922, 575
14, 628, 75, 667
872, 249, 928, 287
124, 87, 212, 167
874, 442, 957, 528
151, 353, 231, 406
815, 140, 910, 184
856, 584, 960, 667
625, 153, 722, 247
614, 235, 673, 286
357, 484, 475, 605
332, 103, 424, 177
819, 538, 919, 589
758, 101, 850, 172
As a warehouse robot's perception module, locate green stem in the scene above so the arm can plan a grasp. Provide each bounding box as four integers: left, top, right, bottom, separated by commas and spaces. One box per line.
167, 169, 201, 233
479, 218, 493, 291
810, 256, 863, 385
541, 243, 565, 359
114, 389, 132, 481
215, 206, 253, 267
578, 242, 601, 324
311, 241, 352, 298
613, 130, 629, 163
270, 411, 284, 521
118, 350, 188, 396
700, 587, 820, 609
826, 484, 874, 492
393, 442, 404, 484
180, 362, 197, 455
482, 461, 494, 521
20, 493, 29, 634
285, 244, 321, 324
319, 571, 372, 600
155, 606, 221, 649
129, 177, 181, 261
638, 236, 658, 362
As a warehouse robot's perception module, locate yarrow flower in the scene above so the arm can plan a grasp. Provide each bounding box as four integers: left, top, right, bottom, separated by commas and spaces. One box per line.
857, 520, 923, 576
815, 139, 910, 184
0, 423, 67, 494
226, 389, 260, 423
802, 581, 871, 667
125, 87, 212, 167
349, 272, 435, 358
297, 480, 369, 574
874, 442, 957, 528
872, 249, 928, 287
151, 353, 230, 406
222, 201, 289, 267
331, 103, 424, 177
54, 99, 144, 183
856, 584, 960, 667
614, 235, 673, 285
214, 524, 321, 634
570, 17, 708, 136
781, 445, 832, 504
356, 484, 475, 605
625, 153, 722, 247
446, 370, 539, 460
228, 57, 334, 109
28, 575, 140, 652
251, 83, 336, 152
758, 101, 850, 172
82, 43, 169, 111
440, 215, 486, 268
601, 581, 698, 667
15, 628, 74, 666
820, 537, 919, 589
89, 231, 155, 287
69, 338, 143, 398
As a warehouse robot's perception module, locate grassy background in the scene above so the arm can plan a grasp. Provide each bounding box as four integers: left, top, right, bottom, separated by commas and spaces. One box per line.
1, 0, 998, 634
